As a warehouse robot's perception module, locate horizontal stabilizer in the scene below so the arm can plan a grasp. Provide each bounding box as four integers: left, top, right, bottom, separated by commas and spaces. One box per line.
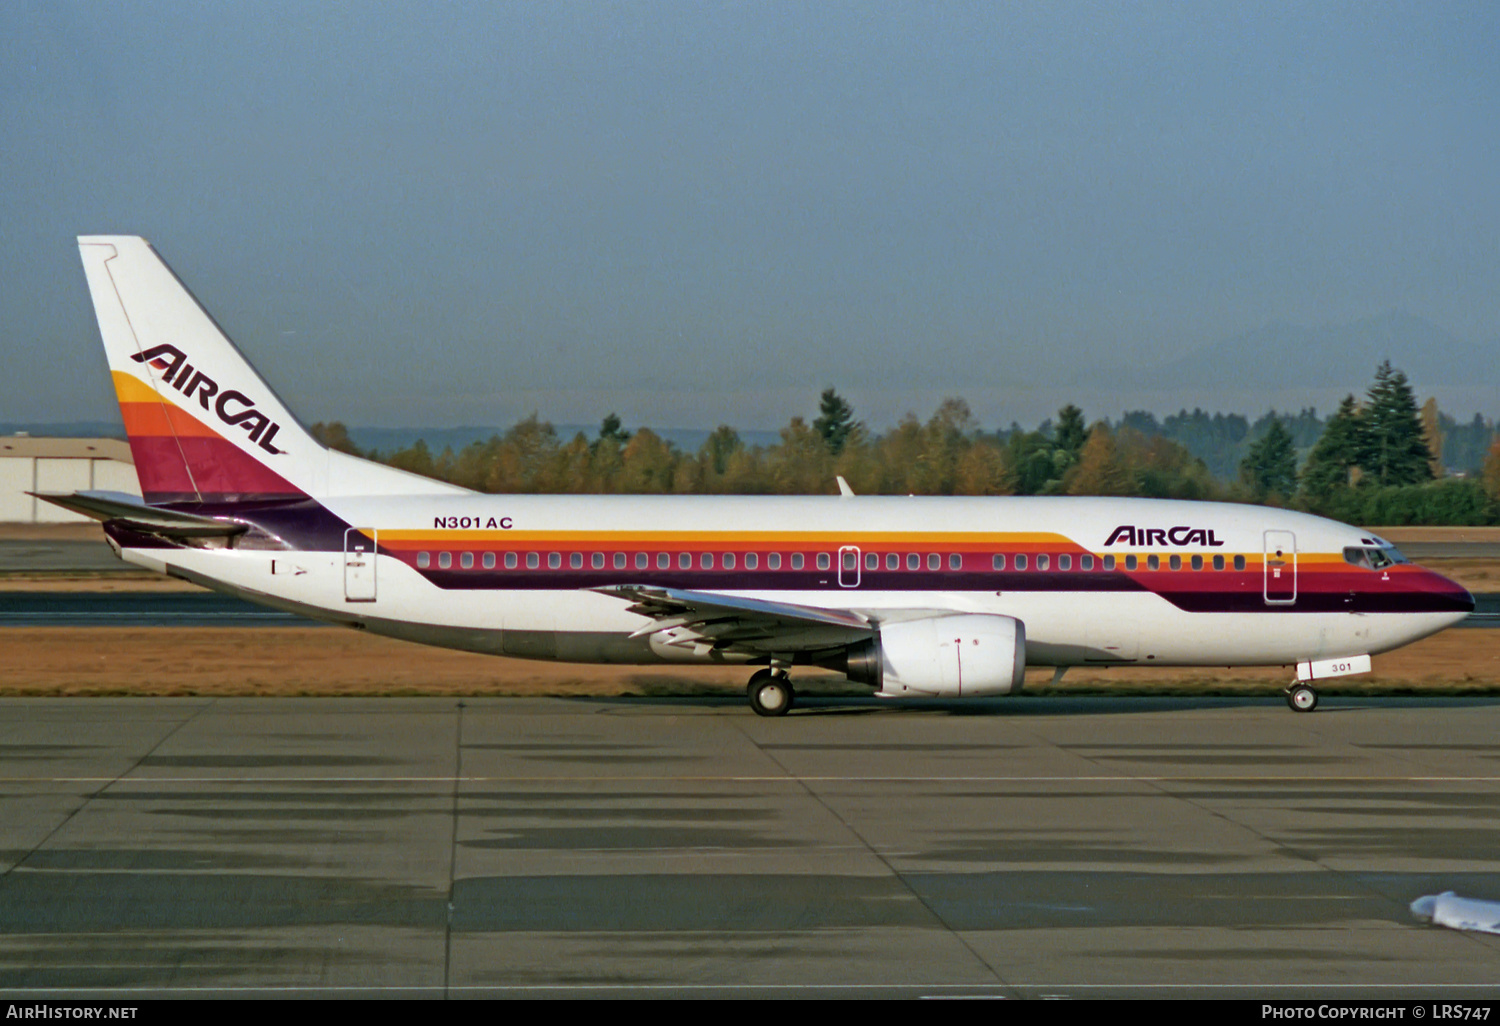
30, 491, 247, 538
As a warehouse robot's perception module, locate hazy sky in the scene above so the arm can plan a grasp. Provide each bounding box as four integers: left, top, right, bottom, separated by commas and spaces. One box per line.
3, 1, 1497, 431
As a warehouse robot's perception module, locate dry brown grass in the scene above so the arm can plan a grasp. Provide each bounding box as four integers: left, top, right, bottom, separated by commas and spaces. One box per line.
0, 624, 1496, 698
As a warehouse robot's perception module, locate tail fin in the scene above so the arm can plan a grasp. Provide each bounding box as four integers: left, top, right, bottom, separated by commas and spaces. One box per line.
78, 236, 465, 504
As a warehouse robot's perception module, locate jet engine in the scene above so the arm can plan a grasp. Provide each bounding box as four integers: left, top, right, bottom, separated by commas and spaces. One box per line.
836, 614, 1026, 697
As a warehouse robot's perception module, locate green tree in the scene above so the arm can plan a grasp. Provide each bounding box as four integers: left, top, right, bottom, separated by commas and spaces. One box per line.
1239, 418, 1298, 500
1359, 361, 1434, 487
812, 388, 860, 456
1053, 404, 1087, 463
1300, 395, 1364, 505
1005, 430, 1057, 495
598, 412, 632, 445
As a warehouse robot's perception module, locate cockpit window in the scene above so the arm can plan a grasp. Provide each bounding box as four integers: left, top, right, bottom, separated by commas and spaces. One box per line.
1344, 545, 1405, 570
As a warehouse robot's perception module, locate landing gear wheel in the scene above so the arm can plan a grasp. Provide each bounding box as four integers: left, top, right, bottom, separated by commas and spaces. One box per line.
748, 670, 794, 717
1286, 684, 1318, 713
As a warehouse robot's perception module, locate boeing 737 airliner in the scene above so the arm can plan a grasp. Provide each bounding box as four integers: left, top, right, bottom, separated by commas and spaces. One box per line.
46, 236, 1474, 715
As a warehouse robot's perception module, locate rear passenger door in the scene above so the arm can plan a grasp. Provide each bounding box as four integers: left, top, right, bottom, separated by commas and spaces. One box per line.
344, 528, 377, 602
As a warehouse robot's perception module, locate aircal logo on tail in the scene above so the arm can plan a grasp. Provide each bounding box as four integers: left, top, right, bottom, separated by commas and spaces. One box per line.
130, 344, 285, 454
1105, 525, 1225, 547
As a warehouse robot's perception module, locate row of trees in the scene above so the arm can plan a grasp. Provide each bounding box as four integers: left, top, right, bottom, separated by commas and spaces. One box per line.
1238, 362, 1495, 523
310, 365, 1500, 524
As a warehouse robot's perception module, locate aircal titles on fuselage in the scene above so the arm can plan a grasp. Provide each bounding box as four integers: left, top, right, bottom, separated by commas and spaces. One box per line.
1104, 525, 1226, 548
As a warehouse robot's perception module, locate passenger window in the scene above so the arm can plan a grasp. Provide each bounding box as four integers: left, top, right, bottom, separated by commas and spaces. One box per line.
614, 553, 626, 569
817, 553, 830, 571
1125, 555, 1137, 570
1191, 554, 1203, 571
1213, 554, 1224, 571
548, 553, 561, 569
949, 553, 962, 570
702, 553, 714, 569
679, 553, 692, 569
1103, 555, 1115, 571
1081, 554, 1094, 571
657, 553, 670, 569
526, 552, 539, 569
844, 551, 858, 571
791, 553, 805, 570
505, 552, 518, 569
570, 553, 583, 569
1037, 554, 1050, 571
927, 554, 939, 571
865, 552, 878, 570
592, 553, 605, 569
483, 552, 495, 569
1147, 555, 1160, 570
907, 554, 920, 570
1234, 555, 1246, 571
1015, 554, 1028, 571
1169, 555, 1181, 571
636, 552, 648, 569
1058, 554, 1071, 571
992, 554, 1006, 570
438, 552, 452, 569
888, 553, 900, 570
460, 552, 474, 569
724, 553, 735, 569
768, 553, 781, 570
746, 553, 759, 569
417, 552, 430, 569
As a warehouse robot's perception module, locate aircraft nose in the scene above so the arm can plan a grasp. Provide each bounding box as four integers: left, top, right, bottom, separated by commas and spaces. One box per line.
1430, 569, 1475, 615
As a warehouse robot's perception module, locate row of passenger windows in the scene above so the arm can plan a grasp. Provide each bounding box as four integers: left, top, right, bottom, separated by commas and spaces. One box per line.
412, 550, 1253, 572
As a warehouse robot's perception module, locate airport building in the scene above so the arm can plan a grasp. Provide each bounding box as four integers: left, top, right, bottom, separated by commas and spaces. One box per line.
0, 435, 140, 523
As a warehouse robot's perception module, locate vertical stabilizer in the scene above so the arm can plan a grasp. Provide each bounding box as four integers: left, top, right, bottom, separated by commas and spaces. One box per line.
78, 237, 470, 504
79, 236, 320, 503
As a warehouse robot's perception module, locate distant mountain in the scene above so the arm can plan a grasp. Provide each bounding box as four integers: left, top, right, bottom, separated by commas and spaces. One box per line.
1077, 311, 1489, 393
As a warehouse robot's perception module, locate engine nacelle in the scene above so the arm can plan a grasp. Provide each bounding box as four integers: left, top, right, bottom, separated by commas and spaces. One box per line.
841, 614, 1026, 697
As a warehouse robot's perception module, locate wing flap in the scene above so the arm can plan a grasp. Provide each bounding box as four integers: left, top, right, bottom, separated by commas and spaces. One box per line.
594, 584, 875, 655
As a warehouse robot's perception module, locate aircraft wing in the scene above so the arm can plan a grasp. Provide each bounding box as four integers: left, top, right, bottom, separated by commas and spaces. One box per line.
592, 584, 876, 656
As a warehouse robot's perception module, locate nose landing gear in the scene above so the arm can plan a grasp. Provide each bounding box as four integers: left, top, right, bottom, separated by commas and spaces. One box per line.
1286, 683, 1319, 712
748, 668, 794, 717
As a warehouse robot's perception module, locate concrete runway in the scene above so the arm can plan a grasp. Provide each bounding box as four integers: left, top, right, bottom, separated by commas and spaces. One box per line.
4, 696, 1500, 998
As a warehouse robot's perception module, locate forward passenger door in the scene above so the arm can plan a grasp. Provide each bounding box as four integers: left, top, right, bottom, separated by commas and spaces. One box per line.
1263, 530, 1296, 605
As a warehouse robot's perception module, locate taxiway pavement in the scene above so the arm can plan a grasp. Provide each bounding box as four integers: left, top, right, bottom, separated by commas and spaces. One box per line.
3, 696, 1500, 998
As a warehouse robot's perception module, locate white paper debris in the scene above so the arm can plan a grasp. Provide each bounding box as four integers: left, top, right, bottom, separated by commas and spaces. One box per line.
1411, 892, 1500, 934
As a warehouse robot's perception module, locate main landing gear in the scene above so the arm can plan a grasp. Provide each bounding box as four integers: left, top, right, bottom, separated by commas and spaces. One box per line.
748, 668, 794, 717
1285, 683, 1319, 713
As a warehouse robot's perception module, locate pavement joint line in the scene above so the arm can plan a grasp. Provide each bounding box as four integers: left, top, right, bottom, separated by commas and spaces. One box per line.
734, 719, 1017, 995
3, 983, 1500, 992
0, 700, 214, 880
7, 774, 1500, 783
443, 701, 464, 1000
1011, 717, 1475, 963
